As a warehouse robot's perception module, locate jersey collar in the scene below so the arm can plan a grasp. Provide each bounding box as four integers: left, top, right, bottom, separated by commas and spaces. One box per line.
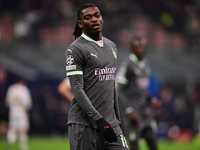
81, 33, 104, 47
129, 53, 139, 63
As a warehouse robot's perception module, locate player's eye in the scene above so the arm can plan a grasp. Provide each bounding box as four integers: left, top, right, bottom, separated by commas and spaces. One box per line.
96, 14, 100, 18
84, 16, 90, 20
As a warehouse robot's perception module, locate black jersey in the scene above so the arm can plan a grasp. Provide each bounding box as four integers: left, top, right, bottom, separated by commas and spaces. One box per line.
65, 33, 119, 128
116, 53, 151, 117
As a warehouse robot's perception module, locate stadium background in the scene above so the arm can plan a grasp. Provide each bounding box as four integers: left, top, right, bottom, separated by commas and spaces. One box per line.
0, 0, 200, 149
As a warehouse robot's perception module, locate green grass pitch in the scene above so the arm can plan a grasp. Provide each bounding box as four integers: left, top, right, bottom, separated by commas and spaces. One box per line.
0, 136, 199, 150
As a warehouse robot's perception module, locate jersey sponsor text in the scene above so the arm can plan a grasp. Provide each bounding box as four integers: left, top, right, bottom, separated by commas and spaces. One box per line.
95, 67, 116, 81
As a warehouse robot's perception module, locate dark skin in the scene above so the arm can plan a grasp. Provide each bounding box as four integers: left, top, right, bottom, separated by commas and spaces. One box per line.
78, 7, 104, 41
130, 38, 147, 60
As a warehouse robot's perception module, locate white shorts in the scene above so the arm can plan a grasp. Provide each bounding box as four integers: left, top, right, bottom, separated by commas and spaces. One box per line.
9, 116, 29, 130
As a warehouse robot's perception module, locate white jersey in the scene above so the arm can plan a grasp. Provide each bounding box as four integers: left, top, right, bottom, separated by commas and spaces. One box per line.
5, 83, 32, 129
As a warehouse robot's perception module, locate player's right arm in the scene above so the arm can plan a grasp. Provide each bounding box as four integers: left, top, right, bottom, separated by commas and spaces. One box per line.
68, 75, 102, 120
66, 45, 102, 121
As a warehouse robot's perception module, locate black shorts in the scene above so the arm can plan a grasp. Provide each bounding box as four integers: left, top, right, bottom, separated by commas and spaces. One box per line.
122, 119, 157, 142
68, 123, 129, 150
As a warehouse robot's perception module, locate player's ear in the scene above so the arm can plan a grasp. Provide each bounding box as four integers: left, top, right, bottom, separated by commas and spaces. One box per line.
78, 20, 83, 29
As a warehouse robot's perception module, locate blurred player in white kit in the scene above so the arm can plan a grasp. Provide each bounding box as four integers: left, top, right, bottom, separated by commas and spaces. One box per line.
5, 79, 32, 150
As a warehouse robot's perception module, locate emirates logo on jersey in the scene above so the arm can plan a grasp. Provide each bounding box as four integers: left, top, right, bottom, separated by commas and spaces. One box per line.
66, 55, 74, 65
95, 67, 116, 81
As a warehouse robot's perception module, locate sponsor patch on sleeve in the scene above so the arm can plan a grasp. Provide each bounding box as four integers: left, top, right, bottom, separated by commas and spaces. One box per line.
66, 65, 76, 70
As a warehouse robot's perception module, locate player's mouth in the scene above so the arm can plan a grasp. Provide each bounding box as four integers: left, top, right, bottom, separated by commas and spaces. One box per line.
91, 24, 100, 29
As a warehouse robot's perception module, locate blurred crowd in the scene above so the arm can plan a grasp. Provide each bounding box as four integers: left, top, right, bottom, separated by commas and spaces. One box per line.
0, 0, 200, 50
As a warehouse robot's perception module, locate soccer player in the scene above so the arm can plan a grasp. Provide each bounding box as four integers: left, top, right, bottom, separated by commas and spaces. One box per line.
116, 36, 161, 150
58, 77, 73, 102
65, 3, 129, 150
5, 79, 32, 150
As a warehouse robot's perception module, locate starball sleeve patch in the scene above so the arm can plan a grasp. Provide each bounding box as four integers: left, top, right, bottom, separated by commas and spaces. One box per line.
66, 55, 74, 65
65, 45, 84, 76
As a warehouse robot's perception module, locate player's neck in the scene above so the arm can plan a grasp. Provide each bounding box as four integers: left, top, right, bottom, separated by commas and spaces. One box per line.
134, 53, 143, 61
83, 31, 102, 41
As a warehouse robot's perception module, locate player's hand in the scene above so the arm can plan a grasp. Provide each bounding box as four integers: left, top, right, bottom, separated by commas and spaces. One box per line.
96, 118, 117, 142
128, 112, 141, 122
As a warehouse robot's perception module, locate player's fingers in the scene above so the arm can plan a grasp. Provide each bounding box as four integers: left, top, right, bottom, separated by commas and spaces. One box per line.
105, 129, 117, 142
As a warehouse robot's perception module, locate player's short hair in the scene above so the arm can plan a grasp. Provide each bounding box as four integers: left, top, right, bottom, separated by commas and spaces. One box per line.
73, 3, 97, 39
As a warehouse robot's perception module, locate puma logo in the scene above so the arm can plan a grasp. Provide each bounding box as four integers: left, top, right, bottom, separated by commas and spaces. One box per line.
91, 53, 98, 59
68, 48, 73, 53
